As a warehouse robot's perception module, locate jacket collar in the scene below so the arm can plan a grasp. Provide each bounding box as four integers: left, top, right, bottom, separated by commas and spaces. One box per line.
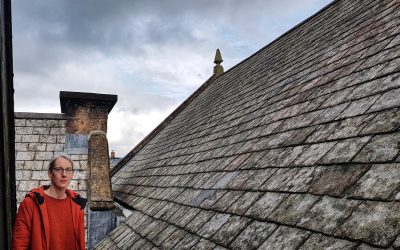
26, 185, 87, 250
27, 185, 86, 209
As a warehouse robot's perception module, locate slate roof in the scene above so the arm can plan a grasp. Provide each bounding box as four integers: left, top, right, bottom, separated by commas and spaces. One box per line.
96, 0, 400, 249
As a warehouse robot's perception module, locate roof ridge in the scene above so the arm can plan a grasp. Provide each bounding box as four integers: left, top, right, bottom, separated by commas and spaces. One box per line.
218, 0, 339, 79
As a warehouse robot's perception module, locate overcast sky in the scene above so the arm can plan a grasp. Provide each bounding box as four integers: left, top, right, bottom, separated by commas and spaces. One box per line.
12, 0, 333, 157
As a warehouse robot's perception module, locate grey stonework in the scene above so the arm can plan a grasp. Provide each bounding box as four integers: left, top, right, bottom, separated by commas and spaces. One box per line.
14, 114, 88, 205
14, 113, 90, 245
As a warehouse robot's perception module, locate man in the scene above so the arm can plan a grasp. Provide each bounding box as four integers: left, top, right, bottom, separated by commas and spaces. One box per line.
12, 154, 87, 250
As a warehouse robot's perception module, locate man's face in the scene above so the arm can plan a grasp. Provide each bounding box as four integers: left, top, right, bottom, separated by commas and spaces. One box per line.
48, 157, 74, 190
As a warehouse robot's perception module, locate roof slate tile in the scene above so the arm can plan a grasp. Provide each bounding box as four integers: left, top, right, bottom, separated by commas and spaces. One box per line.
298, 233, 358, 250
94, 237, 119, 250
387, 33, 400, 49
268, 194, 320, 225
192, 173, 214, 189
225, 170, 256, 189
368, 87, 400, 112
159, 229, 187, 249
344, 78, 382, 101
212, 172, 239, 189
135, 216, 155, 234
237, 151, 267, 169
185, 210, 215, 234
125, 212, 148, 230
327, 114, 375, 140
280, 167, 324, 192
360, 108, 400, 135
140, 220, 165, 240
201, 172, 227, 189
145, 220, 169, 241
258, 226, 311, 250
305, 122, 340, 143
154, 202, 178, 220
225, 191, 262, 215
356, 244, 384, 250
320, 87, 355, 108
297, 196, 361, 234
352, 133, 400, 163
393, 235, 400, 249
223, 153, 252, 171
172, 234, 200, 250
174, 207, 201, 228
190, 190, 218, 207
229, 220, 277, 250
309, 164, 370, 197
317, 103, 350, 123
267, 146, 306, 167
197, 213, 231, 239
191, 238, 216, 249
199, 190, 227, 209
293, 142, 337, 166
338, 94, 381, 119
126, 239, 145, 250
347, 163, 400, 200
241, 168, 276, 190
211, 216, 251, 246
245, 192, 288, 220
211, 191, 243, 212
152, 225, 178, 246
318, 136, 372, 164
334, 201, 400, 247
260, 168, 296, 191
377, 72, 400, 93
282, 127, 316, 146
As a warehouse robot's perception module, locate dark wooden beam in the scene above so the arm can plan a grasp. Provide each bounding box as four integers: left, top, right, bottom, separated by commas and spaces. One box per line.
0, 0, 16, 248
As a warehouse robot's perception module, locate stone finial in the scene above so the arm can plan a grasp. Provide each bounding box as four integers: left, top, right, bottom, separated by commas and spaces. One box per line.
214, 49, 223, 64
213, 49, 224, 76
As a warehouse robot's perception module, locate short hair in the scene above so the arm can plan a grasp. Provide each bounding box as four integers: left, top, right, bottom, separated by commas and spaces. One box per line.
48, 153, 74, 172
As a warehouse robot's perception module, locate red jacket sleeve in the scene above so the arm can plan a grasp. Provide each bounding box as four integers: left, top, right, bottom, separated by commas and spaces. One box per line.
12, 197, 34, 250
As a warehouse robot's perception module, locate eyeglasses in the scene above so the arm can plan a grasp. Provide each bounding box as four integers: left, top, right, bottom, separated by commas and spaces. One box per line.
52, 167, 74, 175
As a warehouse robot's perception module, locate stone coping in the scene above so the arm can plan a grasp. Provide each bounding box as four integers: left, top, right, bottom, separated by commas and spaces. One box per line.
15, 112, 67, 120
60, 91, 117, 113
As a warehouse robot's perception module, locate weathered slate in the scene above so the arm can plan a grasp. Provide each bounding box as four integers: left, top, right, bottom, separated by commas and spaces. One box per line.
95, 0, 400, 249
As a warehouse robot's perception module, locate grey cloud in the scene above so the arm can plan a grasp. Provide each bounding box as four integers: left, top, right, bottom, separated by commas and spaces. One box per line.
12, 0, 333, 156
13, 0, 332, 76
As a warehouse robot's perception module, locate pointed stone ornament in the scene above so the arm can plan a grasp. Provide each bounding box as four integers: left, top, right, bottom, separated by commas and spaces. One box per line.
213, 49, 224, 76
214, 49, 223, 64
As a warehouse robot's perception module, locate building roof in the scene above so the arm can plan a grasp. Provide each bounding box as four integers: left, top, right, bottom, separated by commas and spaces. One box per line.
96, 0, 400, 249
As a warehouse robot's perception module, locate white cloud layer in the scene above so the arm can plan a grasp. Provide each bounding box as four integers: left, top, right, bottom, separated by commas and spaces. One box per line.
12, 0, 333, 156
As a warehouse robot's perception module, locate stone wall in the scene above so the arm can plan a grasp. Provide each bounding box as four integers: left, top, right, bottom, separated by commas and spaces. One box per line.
14, 91, 117, 247
14, 112, 88, 205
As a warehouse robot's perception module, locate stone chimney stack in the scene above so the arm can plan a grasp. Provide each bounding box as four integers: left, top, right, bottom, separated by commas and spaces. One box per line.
60, 91, 117, 133
59, 91, 117, 154
59, 91, 118, 249
111, 150, 116, 159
